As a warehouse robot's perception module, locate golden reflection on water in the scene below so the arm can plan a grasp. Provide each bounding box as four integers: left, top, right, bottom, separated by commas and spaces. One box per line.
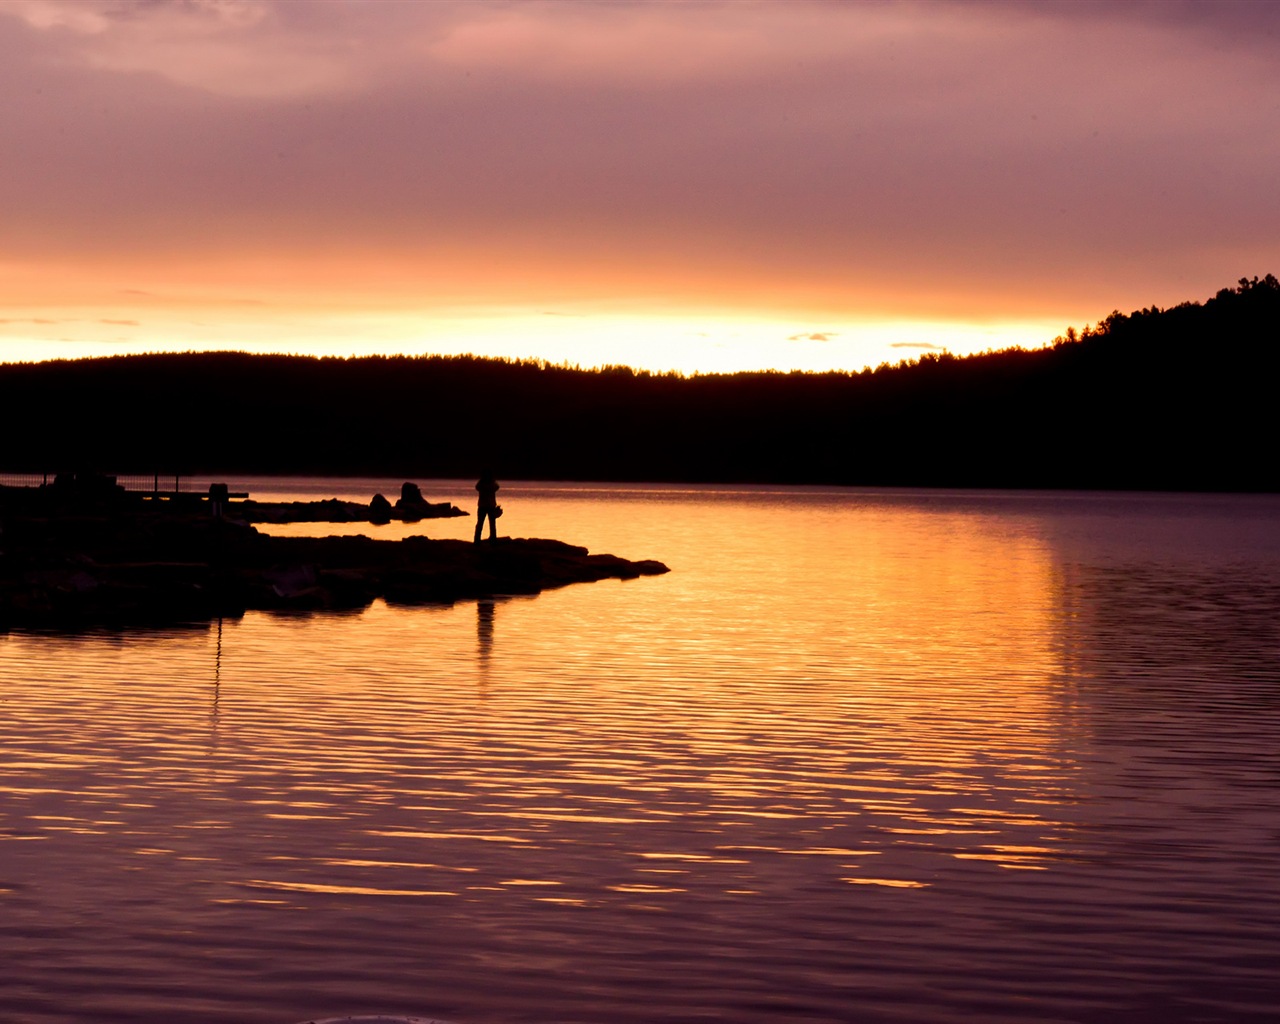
5, 485, 1278, 1024
0, 488, 1077, 904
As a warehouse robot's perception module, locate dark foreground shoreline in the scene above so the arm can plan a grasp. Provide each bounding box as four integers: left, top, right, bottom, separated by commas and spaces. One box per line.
0, 487, 669, 629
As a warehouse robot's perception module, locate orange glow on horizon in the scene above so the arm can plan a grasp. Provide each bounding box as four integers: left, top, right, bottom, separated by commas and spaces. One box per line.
1, 247, 1082, 374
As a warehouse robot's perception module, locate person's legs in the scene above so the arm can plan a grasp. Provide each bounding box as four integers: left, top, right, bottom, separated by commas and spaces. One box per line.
476, 508, 498, 542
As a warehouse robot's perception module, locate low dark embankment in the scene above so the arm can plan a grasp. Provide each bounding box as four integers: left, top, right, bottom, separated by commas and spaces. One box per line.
2, 276, 1276, 491
0, 486, 668, 628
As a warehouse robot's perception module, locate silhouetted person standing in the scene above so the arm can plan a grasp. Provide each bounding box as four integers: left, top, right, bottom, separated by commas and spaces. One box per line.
208, 481, 229, 519
474, 471, 500, 543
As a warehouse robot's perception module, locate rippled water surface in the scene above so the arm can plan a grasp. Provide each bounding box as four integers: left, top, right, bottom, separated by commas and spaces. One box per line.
2, 482, 1279, 1024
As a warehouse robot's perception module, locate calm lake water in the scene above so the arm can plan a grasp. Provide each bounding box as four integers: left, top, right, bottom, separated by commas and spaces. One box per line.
2, 481, 1279, 1024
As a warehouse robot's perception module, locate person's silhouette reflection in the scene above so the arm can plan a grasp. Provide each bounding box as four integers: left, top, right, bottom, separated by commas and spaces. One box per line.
473, 470, 501, 543
477, 600, 495, 663
476, 599, 496, 695
210, 616, 222, 753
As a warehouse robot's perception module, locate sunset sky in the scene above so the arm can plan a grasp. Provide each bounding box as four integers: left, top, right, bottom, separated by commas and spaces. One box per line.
3, 0, 1278, 374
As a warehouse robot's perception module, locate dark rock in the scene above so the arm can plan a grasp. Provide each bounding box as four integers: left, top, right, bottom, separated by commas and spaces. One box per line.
393, 481, 465, 525
368, 493, 393, 525
0, 494, 669, 629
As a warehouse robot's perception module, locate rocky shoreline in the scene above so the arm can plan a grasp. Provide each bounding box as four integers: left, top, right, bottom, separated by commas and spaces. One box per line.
0, 484, 669, 628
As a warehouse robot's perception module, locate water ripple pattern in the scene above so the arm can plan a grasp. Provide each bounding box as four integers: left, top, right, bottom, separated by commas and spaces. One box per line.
1, 483, 1278, 1024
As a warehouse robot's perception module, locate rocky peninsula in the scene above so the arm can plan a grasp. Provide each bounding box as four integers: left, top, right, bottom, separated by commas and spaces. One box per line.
0, 479, 669, 629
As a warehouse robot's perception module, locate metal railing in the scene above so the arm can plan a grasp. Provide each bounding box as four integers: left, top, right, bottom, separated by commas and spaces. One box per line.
0, 473, 52, 488
0, 472, 189, 493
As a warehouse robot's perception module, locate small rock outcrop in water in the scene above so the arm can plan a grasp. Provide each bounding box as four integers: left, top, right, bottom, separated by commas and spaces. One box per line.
0, 485, 669, 628
396, 481, 427, 521
240, 483, 466, 525
368, 493, 394, 524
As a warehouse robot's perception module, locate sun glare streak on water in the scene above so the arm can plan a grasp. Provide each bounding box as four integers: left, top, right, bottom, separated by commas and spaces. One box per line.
1, 483, 1279, 1024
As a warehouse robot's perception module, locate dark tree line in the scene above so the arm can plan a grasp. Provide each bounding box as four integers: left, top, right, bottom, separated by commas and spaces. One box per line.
2, 276, 1277, 491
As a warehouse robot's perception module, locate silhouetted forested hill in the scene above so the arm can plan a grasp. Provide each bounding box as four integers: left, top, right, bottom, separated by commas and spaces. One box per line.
2, 276, 1277, 490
